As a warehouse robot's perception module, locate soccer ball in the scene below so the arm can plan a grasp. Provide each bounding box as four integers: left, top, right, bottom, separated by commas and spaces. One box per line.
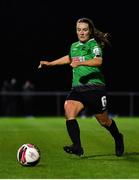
17, 143, 40, 166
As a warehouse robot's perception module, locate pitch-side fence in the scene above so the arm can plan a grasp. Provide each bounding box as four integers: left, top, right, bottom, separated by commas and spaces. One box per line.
0, 91, 139, 117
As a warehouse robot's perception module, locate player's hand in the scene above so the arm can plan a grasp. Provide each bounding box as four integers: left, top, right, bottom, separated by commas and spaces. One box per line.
38, 61, 50, 69
70, 62, 80, 68
38, 63, 42, 69
38, 61, 44, 69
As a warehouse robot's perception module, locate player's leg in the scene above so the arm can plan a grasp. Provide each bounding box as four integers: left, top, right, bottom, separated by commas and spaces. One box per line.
95, 111, 124, 156
63, 100, 84, 156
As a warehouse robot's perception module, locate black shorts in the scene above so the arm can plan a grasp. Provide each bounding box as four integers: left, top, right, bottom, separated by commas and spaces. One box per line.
66, 85, 108, 114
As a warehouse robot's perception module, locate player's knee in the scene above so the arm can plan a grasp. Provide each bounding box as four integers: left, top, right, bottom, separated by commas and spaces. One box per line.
98, 118, 112, 127
100, 121, 109, 127
95, 111, 112, 127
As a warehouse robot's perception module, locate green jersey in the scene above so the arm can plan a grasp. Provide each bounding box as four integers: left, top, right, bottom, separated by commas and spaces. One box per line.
69, 38, 105, 87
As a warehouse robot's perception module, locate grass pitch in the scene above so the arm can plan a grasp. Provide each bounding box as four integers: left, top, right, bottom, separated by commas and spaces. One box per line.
0, 116, 139, 179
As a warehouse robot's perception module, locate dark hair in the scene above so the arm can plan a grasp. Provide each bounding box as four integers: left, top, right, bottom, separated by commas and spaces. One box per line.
76, 18, 111, 48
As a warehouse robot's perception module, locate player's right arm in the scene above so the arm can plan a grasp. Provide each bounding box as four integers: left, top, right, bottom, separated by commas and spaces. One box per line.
38, 55, 71, 69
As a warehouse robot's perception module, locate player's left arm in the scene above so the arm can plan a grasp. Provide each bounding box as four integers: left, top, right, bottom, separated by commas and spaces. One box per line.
70, 56, 102, 68
70, 44, 103, 68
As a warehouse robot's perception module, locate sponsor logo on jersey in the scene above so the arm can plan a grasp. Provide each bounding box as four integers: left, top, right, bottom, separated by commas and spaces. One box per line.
72, 56, 85, 62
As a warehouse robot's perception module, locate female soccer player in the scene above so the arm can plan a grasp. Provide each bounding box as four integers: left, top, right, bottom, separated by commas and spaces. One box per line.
38, 17, 124, 157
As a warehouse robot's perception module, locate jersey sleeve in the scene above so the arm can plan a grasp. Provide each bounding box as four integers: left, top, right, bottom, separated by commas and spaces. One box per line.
93, 45, 102, 57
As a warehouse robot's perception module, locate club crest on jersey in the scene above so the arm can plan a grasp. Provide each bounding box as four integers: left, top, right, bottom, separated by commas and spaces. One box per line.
72, 56, 85, 62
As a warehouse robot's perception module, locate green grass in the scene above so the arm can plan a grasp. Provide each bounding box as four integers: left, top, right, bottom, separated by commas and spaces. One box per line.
0, 116, 139, 179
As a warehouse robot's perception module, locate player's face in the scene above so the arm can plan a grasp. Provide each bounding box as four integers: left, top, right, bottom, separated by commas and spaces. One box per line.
76, 22, 91, 43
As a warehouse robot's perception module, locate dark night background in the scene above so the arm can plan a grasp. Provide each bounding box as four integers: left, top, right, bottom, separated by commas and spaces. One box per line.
0, 0, 138, 92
